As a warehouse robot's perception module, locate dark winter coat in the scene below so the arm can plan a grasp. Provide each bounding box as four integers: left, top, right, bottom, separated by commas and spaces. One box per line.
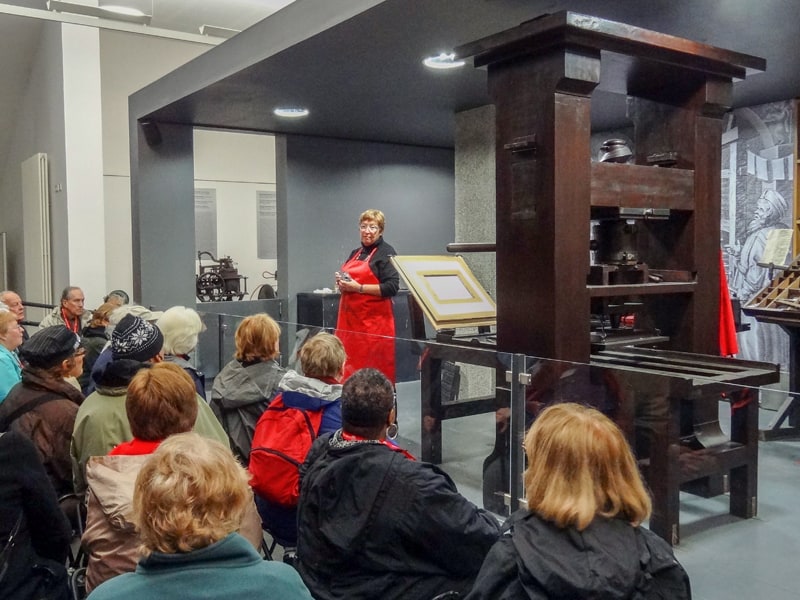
210, 359, 284, 463
465, 510, 691, 600
0, 369, 83, 496
297, 431, 501, 600
0, 431, 71, 600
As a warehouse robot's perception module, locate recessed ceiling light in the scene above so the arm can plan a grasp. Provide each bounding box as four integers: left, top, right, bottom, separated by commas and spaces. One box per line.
274, 107, 309, 118
423, 52, 465, 70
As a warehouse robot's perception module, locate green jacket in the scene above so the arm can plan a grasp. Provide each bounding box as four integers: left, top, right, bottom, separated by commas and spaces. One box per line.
88, 533, 312, 600
71, 380, 227, 497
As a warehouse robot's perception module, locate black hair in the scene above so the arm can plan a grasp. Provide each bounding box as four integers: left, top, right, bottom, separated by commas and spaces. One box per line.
341, 368, 393, 434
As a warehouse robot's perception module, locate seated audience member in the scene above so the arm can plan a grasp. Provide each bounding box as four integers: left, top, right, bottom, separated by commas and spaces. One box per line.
465, 403, 691, 600
249, 332, 345, 545
0, 327, 84, 497
103, 289, 130, 306
211, 313, 284, 463
81, 363, 262, 593
157, 305, 206, 398
85, 304, 164, 395
0, 431, 72, 600
78, 302, 116, 394
71, 314, 227, 496
297, 368, 500, 600
0, 289, 29, 342
38, 285, 90, 332
0, 311, 24, 403
88, 433, 313, 600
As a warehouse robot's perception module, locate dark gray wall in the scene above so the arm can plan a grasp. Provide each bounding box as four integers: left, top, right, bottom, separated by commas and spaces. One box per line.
131, 122, 197, 309
279, 135, 455, 323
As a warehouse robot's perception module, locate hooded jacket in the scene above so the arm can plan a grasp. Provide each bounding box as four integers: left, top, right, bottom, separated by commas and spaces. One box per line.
83, 452, 265, 593
465, 510, 691, 600
210, 359, 284, 463
296, 431, 501, 600
276, 369, 342, 434
71, 359, 229, 497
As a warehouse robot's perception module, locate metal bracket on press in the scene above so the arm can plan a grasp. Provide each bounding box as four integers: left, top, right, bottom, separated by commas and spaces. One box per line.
503, 134, 537, 154
505, 370, 532, 385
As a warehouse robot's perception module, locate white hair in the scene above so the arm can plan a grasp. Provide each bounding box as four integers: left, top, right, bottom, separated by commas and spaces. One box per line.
157, 306, 204, 355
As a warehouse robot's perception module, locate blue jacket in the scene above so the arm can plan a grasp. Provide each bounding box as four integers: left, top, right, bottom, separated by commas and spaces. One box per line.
88, 532, 312, 600
277, 369, 342, 434
0, 344, 22, 403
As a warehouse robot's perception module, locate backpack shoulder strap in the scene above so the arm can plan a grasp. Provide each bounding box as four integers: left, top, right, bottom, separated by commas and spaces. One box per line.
0, 391, 63, 432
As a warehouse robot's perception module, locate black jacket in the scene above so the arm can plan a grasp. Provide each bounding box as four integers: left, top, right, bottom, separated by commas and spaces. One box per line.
297, 431, 500, 600
0, 431, 71, 599
465, 510, 691, 600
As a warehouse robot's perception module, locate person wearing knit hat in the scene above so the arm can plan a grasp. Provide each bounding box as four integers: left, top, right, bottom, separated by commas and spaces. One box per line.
72, 315, 228, 498
0, 326, 85, 499
112, 314, 164, 362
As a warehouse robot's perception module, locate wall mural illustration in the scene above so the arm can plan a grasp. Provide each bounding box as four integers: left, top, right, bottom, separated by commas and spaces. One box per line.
721, 100, 795, 368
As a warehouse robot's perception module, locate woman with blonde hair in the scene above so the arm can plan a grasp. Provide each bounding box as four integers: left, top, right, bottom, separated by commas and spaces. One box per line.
0, 310, 24, 403
88, 432, 312, 600
466, 403, 691, 600
210, 313, 284, 463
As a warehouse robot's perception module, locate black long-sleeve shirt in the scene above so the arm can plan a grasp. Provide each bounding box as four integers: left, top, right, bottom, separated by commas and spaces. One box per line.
347, 237, 400, 297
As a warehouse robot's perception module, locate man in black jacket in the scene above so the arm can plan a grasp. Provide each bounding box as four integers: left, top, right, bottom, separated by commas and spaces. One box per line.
296, 368, 500, 600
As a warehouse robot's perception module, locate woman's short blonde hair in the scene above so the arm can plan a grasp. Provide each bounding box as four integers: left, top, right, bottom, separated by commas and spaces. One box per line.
300, 333, 346, 379
157, 306, 204, 356
0, 311, 17, 336
523, 403, 651, 530
133, 432, 252, 554
234, 314, 280, 362
359, 209, 385, 232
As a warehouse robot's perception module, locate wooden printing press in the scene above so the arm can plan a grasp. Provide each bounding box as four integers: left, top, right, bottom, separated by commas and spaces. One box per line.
405, 12, 780, 546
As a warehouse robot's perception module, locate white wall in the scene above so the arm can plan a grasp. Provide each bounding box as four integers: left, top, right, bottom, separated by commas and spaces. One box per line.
62, 24, 105, 306
193, 129, 278, 297
99, 29, 210, 301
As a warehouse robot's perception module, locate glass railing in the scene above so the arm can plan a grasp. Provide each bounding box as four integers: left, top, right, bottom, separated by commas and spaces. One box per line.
190, 303, 789, 546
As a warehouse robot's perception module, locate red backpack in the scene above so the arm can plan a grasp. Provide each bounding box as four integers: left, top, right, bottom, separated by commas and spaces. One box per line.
248, 394, 324, 508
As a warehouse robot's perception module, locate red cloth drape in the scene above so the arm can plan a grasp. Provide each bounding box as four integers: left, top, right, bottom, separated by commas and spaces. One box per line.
719, 250, 739, 357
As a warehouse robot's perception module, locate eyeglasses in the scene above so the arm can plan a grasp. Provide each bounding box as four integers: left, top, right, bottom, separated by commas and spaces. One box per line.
359, 224, 380, 232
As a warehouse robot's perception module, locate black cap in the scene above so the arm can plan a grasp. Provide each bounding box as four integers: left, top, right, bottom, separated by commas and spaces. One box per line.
20, 326, 81, 368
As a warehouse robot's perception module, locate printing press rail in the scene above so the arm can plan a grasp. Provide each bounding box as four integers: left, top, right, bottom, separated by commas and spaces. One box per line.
590, 346, 779, 545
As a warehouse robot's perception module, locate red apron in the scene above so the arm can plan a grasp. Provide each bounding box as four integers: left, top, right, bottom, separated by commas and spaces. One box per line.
335, 247, 396, 383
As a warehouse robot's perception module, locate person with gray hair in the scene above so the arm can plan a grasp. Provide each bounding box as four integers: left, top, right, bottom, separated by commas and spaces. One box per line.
296, 368, 500, 600
38, 286, 91, 333
157, 306, 206, 399
0, 290, 28, 342
728, 189, 791, 303
727, 188, 792, 365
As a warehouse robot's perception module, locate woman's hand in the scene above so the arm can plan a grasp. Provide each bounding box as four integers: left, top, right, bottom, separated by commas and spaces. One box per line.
337, 276, 360, 294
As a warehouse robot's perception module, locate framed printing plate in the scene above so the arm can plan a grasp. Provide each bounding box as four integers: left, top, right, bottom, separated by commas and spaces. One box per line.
391, 255, 496, 330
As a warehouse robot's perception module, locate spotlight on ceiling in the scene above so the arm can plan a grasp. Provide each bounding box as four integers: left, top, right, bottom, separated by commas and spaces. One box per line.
273, 107, 310, 118
199, 24, 241, 39
422, 52, 466, 70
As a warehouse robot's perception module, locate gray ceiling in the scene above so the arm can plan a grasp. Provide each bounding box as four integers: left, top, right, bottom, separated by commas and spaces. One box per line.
138, 0, 800, 149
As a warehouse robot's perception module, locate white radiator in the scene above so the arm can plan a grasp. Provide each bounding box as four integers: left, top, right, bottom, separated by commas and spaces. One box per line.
21, 153, 52, 304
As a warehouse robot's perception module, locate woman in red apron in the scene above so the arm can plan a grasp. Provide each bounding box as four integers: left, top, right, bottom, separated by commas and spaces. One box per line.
334, 209, 399, 383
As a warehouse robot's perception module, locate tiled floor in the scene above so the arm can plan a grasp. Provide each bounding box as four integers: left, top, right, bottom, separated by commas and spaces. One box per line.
395, 380, 800, 600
